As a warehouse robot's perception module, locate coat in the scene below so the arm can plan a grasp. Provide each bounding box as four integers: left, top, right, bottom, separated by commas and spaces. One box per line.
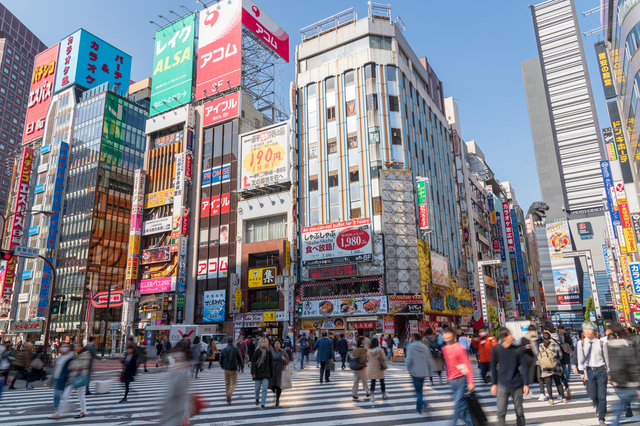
220, 345, 243, 371
269, 349, 290, 389
478, 335, 498, 363
539, 340, 563, 378
160, 363, 190, 426
190, 343, 204, 364
423, 335, 445, 372
352, 346, 367, 370
607, 339, 640, 388
13, 347, 31, 368
337, 338, 349, 354
251, 348, 274, 381
122, 353, 139, 382
366, 347, 386, 380
313, 337, 334, 362
406, 341, 435, 378
69, 350, 91, 378
206, 342, 218, 360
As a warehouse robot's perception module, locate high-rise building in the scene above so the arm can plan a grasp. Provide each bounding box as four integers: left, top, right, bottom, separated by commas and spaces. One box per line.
523, 0, 612, 327
0, 4, 47, 212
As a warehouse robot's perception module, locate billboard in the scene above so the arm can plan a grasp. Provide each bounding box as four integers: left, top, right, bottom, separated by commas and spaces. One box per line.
38, 142, 68, 316
142, 216, 172, 235
607, 101, 634, 183
141, 246, 171, 264
416, 179, 429, 230
139, 277, 176, 294
595, 41, 617, 99
0, 147, 34, 315
196, 0, 242, 100
242, 0, 290, 62
248, 267, 277, 287
301, 218, 373, 266
150, 13, 196, 116
203, 290, 226, 322
510, 209, 530, 315
101, 92, 126, 168
301, 296, 388, 317
126, 169, 146, 280
54, 29, 132, 94
546, 220, 581, 306
240, 122, 289, 190
145, 189, 174, 208
601, 161, 621, 238
23, 44, 59, 144
203, 92, 240, 127
430, 252, 449, 287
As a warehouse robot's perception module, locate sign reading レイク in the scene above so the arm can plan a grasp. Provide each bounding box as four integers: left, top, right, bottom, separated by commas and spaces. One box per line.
24, 44, 59, 144
240, 122, 290, 190
301, 218, 373, 266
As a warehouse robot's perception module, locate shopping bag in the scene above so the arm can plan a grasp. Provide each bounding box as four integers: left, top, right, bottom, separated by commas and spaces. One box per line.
280, 366, 292, 390
467, 391, 488, 426
71, 374, 89, 388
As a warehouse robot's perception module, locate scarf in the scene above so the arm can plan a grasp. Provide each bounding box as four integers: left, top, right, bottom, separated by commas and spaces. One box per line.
256, 347, 268, 368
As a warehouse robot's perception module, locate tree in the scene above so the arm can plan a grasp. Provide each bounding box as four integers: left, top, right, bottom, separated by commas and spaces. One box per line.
487, 304, 500, 339
584, 296, 595, 323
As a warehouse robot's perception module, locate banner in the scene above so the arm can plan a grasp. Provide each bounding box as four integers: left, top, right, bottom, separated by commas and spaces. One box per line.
546, 220, 581, 305
510, 209, 530, 315
601, 161, 621, 239
301, 218, 373, 266
139, 277, 175, 294
203, 92, 240, 127
301, 296, 388, 317
240, 122, 290, 190
24, 44, 59, 144
388, 296, 423, 314
203, 290, 226, 322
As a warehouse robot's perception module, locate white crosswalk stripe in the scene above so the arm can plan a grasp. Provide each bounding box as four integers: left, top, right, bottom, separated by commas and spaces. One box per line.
1, 363, 640, 425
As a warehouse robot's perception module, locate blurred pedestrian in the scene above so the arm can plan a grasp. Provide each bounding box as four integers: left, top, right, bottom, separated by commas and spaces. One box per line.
48, 343, 74, 418
85, 336, 104, 395
9, 341, 32, 389
283, 335, 293, 360
247, 337, 256, 367
540, 331, 565, 405
56, 342, 91, 419
387, 333, 395, 360
251, 337, 274, 410
314, 331, 334, 384
155, 338, 163, 368
575, 322, 607, 426
190, 336, 205, 379
120, 344, 138, 403
443, 327, 475, 426
491, 328, 529, 426
0, 341, 13, 392
159, 345, 191, 426
521, 324, 546, 400
606, 324, 640, 426
406, 332, 434, 414
351, 336, 369, 400
26, 346, 46, 390
477, 326, 497, 383
297, 334, 309, 369
367, 337, 388, 402
269, 339, 290, 407
237, 338, 247, 372
338, 333, 349, 369
220, 337, 243, 404
206, 339, 218, 369
423, 328, 445, 385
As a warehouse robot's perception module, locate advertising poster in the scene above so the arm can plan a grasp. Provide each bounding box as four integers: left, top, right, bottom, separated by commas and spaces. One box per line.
416, 179, 429, 230
101, 93, 126, 168
301, 218, 373, 266
430, 252, 449, 287
24, 44, 59, 144
150, 13, 196, 116
510, 209, 530, 315
388, 296, 423, 313
142, 216, 172, 235
196, 0, 242, 100
145, 189, 174, 208
139, 277, 175, 294
203, 92, 240, 127
141, 247, 171, 264
240, 122, 290, 190
203, 290, 226, 322
601, 161, 621, 238
301, 296, 388, 317
546, 220, 581, 305
241, 0, 290, 62
248, 266, 277, 287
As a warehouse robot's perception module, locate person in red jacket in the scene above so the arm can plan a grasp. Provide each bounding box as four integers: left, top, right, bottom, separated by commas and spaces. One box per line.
477, 325, 498, 383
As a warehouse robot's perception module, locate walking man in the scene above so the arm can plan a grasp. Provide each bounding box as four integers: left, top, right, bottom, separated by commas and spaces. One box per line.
406, 332, 434, 414
442, 327, 475, 426
219, 337, 244, 404
337, 333, 349, 370
297, 334, 309, 369
477, 326, 497, 383
557, 324, 574, 390
84, 337, 105, 395
544, 322, 571, 398
314, 331, 334, 384
491, 327, 529, 426
575, 322, 608, 426
521, 324, 546, 401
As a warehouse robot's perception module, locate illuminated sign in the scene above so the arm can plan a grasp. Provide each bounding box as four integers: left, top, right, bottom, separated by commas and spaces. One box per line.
203, 92, 240, 127
248, 267, 277, 287
309, 264, 357, 279
23, 44, 59, 144
90, 290, 125, 308
607, 101, 633, 183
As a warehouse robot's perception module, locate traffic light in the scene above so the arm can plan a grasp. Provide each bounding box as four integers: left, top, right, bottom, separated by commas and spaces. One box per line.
51, 300, 61, 314
296, 304, 302, 315
60, 301, 68, 315
0, 249, 14, 261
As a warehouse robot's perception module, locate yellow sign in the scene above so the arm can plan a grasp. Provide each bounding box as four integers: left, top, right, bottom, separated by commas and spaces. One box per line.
621, 286, 631, 318
242, 142, 286, 175
285, 241, 291, 276
263, 311, 275, 322
129, 234, 140, 255
248, 267, 277, 288
144, 189, 174, 209
235, 290, 242, 308
624, 228, 638, 253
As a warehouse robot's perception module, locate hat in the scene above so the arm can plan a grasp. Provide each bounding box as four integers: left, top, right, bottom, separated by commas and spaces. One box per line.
582, 321, 597, 331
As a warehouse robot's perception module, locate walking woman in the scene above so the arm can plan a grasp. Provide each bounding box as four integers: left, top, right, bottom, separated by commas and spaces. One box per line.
26, 345, 46, 389
367, 337, 388, 402
351, 336, 370, 400
269, 339, 290, 407
48, 343, 74, 419
251, 337, 274, 410
190, 336, 205, 378
206, 338, 218, 369
120, 344, 138, 403
55, 342, 91, 418
540, 332, 566, 405
423, 328, 445, 385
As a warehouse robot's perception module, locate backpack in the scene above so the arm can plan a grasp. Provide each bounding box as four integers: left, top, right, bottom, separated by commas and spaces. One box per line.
537, 346, 557, 370
428, 337, 442, 358
349, 355, 362, 371
552, 337, 571, 365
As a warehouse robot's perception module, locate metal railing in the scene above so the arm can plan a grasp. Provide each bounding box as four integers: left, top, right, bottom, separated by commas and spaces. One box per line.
300, 8, 357, 42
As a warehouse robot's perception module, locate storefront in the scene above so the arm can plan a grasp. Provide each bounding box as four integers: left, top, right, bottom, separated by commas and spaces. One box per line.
300, 317, 347, 340
421, 282, 473, 333
8, 320, 44, 343
233, 311, 290, 340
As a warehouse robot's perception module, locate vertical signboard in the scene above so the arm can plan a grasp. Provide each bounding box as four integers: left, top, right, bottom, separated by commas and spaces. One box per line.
601, 161, 621, 238
23, 44, 60, 144
502, 203, 521, 306
546, 220, 581, 306
150, 13, 196, 116
416, 179, 429, 230
495, 212, 512, 303
203, 290, 226, 322
595, 41, 617, 100
0, 147, 34, 315
177, 236, 188, 293
126, 169, 146, 281
196, 0, 242, 100
510, 209, 530, 315
37, 142, 69, 316
241, 0, 290, 62
102, 93, 126, 168
607, 101, 634, 183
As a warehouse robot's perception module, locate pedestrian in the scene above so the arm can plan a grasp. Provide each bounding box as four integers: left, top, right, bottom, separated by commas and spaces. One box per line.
48, 343, 74, 418
219, 337, 244, 404
84, 336, 104, 395
314, 331, 334, 384
333, 334, 339, 353
159, 345, 191, 426
0, 341, 13, 391
556, 324, 574, 395
161, 336, 172, 370
206, 338, 219, 369
490, 327, 529, 426
543, 322, 571, 398
539, 331, 566, 405
9, 341, 32, 389
606, 324, 640, 426
338, 333, 349, 370
237, 338, 247, 372
442, 327, 475, 426
190, 336, 205, 378
283, 335, 293, 360
56, 342, 91, 419
251, 337, 274, 410
366, 337, 388, 402
521, 324, 546, 401
574, 322, 607, 425
406, 332, 435, 414
297, 334, 309, 369
423, 328, 445, 385
26, 345, 46, 390
155, 338, 163, 368
380, 334, 388, 357
458, 333, 470, 353
387, 333, 395, 360
351, 335, 370, 400
120, 344, 139, 403
269, 339, 290, 407
247, 337, 256, 367
477, 326, 497, 383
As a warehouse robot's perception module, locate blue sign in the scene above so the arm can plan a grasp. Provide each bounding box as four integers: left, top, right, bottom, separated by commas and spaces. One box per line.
430, 295, 445, 311
202, 169, 211, 187
54, 29, 132, 94
496, 212, 512, 299
37, 141, 69, 317
211, 166, 222, 185
203, 290, 226, 322
630, 262, 640, 294
22, 270, 32, 280
511, 209, 531, 315
34, 184, 45, 194
28, 226, 39, 236
187, 129, 193, 153
603, 245, 611, 279
601, 161, 620, 237
40, 144, 51, 154
222, 163, 231, 183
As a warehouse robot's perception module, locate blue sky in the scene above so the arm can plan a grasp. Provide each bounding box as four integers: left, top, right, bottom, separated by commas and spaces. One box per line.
7, 0, 607, 210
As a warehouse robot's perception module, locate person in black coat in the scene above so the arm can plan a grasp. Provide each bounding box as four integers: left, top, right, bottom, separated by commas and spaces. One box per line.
120, 344, 139, 403
337, 333, 349, 369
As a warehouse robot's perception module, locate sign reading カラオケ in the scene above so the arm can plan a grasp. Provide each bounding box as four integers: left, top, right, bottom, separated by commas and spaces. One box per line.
302, 219, 373, 266
240, 122, 289, 190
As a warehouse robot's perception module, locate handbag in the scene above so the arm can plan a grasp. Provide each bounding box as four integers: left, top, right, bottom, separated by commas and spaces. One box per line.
349, 355, 362, 371
378, 355, 387, 371
280, 365, 292, 390
71, 374, 89, 388
327, 358, 335, 372
119, 372, 125, 382
31, 358, 44, 370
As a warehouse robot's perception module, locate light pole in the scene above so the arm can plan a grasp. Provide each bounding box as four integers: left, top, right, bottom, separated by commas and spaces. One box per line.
477, 259, 501, 326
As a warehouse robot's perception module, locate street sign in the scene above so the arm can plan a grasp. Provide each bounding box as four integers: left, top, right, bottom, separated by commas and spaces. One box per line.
479, 259, 501, 266
14, 246, 38, 259
109, 322, 121, 331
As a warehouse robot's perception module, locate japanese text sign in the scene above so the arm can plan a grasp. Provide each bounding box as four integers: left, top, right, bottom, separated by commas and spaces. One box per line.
203, 92, 240, 127
595, 41, 616, 99
203, 290, 226, 322
629, 262, 640, 294
240, 122, 290, 190
241, 0, 290, 62
248, 267, 277, 287
607, 101, 634, 183
23, 44, 59, 144
301, 218, 373, 266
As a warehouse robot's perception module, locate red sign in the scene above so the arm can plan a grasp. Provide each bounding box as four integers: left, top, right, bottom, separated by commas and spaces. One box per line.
620, 203, 632, 228
418, 205, 428, 229
196, 0, 242, 100
23, 44, 59, 144
242, 0, 290, 62
185, 154, 192, 180
351, 321, 374, 329
90, 290, 124, 308
336, 228, 370, 251
201, 197, 210, 217
181, 208, 189, 236
203, 92, 240, 127
221, 193, 230, 214
309, 264, 357, 279
9, 320, 44, 332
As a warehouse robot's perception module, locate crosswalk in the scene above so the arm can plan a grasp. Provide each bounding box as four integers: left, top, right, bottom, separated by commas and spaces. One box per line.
1, 361, 640, 425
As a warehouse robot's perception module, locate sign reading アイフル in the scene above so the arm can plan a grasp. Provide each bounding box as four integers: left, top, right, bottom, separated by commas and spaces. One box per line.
23, 44, 59, 144
302, 219, 373, 266
54, 29, 132, 94
240, 122, 290, 190
150, 13, 196, 116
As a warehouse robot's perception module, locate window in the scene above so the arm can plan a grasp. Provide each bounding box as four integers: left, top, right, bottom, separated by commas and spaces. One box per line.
244, 215, 287, 244
326, 77, 335, 92
351, 207, 361, 219
249, 251, 280, 268
327, 137, 337, 154
326, 106, 336, 122
1, 77, 7, 84
345, 71, 355, 86
389, 95, 399, 112
309, 176, 319, 192
369, 36, 392, 50
348, 132, 358, 149
366, 94, 378, 111
350, 168, 359, 183
328, 172, 339, 188
386, 65, 397, 81
365, 63, 376, 80
391, 128, 402, 145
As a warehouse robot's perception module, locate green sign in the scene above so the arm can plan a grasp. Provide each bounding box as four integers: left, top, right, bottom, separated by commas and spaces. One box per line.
177, 294, 185, 308
101, 93, 125, 168
149, 13, 196, 117
416, 180, 426, 205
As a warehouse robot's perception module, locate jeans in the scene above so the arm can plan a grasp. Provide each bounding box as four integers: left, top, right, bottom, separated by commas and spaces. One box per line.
352, 369, 369, 396
224, 370, 238, 400
254, 378, 269, 406
319, 360, 331, 382
496, 384, 525, 426
479, 362, 490, 382
562, 363, 571, 380
612, 387, 639, 426
53, 388, 63, 410
450, 376, 474, 426
586, 368, 607, 421
300, 351, 309, 368
559, 364, 569, 388
387, 348, 393, 360
371, 378, 385, 394
411, 376, 425, 412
